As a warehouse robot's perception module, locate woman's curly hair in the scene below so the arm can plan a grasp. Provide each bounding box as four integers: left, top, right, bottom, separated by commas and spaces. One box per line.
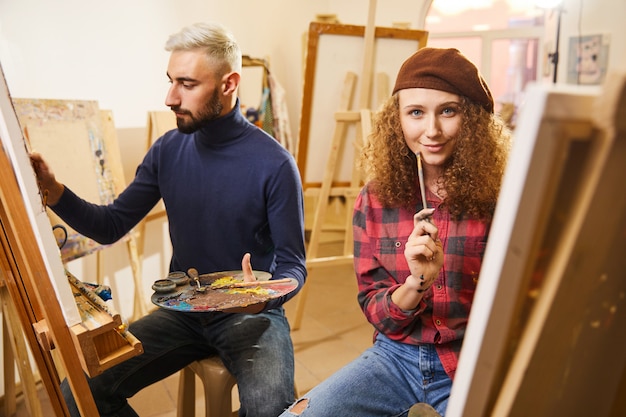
360, 94, 511, 219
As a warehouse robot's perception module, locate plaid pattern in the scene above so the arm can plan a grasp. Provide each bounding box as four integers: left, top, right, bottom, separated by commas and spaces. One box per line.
352, 183, 491, 379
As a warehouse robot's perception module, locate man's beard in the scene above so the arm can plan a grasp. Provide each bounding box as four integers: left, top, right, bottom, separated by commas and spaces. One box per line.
174, 88, 224, 134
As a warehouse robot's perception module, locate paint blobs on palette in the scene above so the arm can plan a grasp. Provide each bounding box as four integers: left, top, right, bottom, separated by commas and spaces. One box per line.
151, 270, 297, 312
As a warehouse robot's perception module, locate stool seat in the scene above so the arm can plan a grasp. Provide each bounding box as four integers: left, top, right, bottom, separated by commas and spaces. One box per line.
177, 356, 237, 417
177, 355, 298, 417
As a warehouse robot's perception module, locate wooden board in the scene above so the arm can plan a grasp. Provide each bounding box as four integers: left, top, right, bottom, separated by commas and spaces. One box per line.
447, 75, 626, 416
12, 98, 122, 262
143, 110, 175, 223
0, 98, 80, 327
296, 22, 428, 187
67, 273, 143, 377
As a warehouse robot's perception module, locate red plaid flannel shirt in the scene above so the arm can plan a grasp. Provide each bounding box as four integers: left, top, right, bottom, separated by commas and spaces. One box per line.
352, 183, 491, 379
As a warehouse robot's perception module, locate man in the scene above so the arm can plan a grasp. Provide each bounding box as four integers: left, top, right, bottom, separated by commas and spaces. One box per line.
31, 22, 306, 417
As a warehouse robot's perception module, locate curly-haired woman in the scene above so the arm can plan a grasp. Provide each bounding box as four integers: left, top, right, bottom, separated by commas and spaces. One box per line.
279, 47, 511, 417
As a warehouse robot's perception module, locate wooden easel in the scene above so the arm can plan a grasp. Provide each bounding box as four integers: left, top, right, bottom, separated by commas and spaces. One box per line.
292, 1, 428, 330
291, 0, 378, 332
11, 100, 148, 323
98, 110, 147, 322
0, 140, 97, 416
1, 275, 44, 417
0, 66, 143, 415
134, 110, 175, 281
446, 74, 626, 416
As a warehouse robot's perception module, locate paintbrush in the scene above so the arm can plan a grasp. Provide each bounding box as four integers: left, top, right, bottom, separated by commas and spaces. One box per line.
187, 268, 205, 292
416, 152, 431, 222
210, 278, 293, 289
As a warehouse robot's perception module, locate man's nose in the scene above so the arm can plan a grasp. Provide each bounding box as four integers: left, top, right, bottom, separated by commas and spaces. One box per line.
165, 85, 179, 107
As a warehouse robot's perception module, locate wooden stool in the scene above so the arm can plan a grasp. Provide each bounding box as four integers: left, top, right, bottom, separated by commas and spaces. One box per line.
177, 355, 299, 417
177, 356, 237, 417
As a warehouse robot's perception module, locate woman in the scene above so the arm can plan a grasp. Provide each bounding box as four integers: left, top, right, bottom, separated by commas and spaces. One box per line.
279, 47, 510, 417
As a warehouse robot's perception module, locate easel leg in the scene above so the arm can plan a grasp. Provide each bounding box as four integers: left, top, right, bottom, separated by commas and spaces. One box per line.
292, 73, 357, 331
341, 109, 373, 256
293, 0, 380, 331
1, 285, 44, 417
3, 311, 17, 416
94, 232, 147, 323
126, 231, 147, 322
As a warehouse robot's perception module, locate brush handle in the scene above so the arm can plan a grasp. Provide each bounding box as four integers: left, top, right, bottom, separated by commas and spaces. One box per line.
212, 278, 294, 289
417, 152, 428, 210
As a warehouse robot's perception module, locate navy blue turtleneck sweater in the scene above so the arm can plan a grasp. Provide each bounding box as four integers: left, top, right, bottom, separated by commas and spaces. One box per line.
52, 102, 307, 310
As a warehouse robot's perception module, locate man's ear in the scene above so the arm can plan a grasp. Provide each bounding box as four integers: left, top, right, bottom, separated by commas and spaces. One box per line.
222, 71, 241, 96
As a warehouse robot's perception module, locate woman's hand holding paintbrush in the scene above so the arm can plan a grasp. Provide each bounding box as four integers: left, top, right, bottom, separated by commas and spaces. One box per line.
392, 208, 443, 310
397, 152, 444, 301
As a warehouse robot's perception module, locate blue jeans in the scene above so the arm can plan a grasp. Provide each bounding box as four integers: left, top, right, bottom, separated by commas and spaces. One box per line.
279, 333, 451, 417
61, 307, 295, 417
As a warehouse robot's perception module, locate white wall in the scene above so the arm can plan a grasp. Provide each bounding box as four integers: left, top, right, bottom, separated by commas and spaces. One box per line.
0, 0, 430, 131
548, 0, 626, 85
0, 0, 312, 130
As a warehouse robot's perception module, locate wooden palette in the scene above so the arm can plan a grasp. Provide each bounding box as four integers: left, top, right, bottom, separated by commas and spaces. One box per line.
150, 270, 297, 312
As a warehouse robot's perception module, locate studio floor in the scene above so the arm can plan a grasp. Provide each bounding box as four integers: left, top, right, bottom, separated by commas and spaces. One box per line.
14, 199, 374, 416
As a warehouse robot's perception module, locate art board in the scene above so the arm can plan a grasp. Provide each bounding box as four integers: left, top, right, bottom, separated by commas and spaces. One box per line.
0, 74, 81, 326
12, 98, 122, 262
297, 22, 428, 187
447, 76, 626, 416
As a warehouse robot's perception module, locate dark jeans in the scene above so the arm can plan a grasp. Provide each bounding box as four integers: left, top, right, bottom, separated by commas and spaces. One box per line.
62, 307, 295, 417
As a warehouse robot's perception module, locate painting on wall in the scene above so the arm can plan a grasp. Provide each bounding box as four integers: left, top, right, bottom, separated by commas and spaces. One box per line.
566, 34, 609, 85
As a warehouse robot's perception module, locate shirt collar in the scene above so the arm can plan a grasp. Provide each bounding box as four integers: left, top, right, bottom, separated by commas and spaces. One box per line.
195, 98, 249, 147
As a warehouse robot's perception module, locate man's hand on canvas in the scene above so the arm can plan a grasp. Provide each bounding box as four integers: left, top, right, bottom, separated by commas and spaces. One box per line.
29, 152, 65, 206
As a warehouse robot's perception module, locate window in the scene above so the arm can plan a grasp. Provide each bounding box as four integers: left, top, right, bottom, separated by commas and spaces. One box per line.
425, 0, 545, 123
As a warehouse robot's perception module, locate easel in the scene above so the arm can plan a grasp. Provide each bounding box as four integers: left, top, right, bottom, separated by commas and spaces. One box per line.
11, 100, 148, 323
134, 110, 175, 284
98, 110, 147, 322
0, 139, 97, 416
446, 74, 626, 416
1, 275, 44, 417
292, 2, 428, 330
0, 67, 143, 415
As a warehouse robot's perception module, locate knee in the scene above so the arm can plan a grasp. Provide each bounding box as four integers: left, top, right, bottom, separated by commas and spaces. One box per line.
285, 398, 309, 415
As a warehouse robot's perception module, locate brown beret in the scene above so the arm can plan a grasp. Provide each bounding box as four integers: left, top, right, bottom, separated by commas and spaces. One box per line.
392, 47, 494, 113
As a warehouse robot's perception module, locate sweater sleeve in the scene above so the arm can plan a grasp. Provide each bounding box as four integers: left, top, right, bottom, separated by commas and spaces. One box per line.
50, 146, 163, 244
261, 156, 307, 311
